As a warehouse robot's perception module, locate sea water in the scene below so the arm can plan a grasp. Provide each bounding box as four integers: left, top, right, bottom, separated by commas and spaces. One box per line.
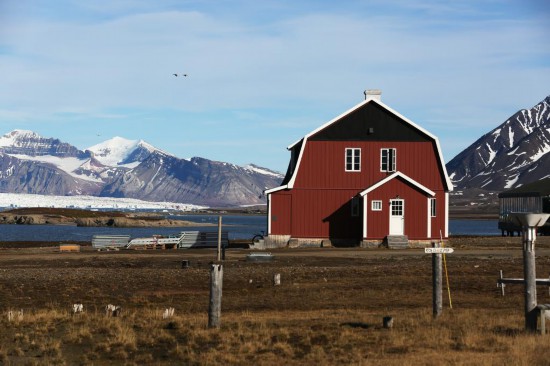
0, 215, 499, 242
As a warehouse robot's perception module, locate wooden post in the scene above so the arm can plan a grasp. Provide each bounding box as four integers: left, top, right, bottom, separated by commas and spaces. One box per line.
522, 227, 538, 332
499, 270, 505, 296
383, 316, 393, 329
540, 308, 547, 335
432, 242, 443, 318
273, 273, 281, 286
208, 264, 223, 328
217, 216, 223, 261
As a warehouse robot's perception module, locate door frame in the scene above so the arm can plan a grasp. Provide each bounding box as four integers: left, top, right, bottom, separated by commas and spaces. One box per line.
389, 199, 405, 235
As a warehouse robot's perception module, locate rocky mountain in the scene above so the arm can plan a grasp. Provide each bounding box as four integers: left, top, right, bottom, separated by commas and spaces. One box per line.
446, 95, 550, 192
0, 152, 103, 196
0, 130, 283, 207
0, 130, 91, 159
101, 153, 279, 206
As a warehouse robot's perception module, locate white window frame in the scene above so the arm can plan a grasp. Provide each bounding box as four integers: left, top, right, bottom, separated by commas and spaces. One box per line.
430, 198, 436, 217
345, 148, 361, 172
371, 200, 382, 211
380, 148, 396, 172
351, 197, 360, 217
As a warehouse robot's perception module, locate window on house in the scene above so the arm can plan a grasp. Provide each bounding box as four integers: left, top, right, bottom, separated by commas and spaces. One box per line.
371, 200, 382, 211
351, 197, 360, 216
381, 148, 396, 172
430, 198, 436, 217
346, 148, 361, 172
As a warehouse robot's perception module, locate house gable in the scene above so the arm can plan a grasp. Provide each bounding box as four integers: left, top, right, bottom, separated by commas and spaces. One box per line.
360, 171, 435, 197
309, 102, 432, 142
267, 97, 453, 195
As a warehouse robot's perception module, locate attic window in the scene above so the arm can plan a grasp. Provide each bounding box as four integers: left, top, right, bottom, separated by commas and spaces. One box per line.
345, 148, 361, 172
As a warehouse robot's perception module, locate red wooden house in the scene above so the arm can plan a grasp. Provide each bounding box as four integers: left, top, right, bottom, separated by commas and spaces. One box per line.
265, 90, 453, 248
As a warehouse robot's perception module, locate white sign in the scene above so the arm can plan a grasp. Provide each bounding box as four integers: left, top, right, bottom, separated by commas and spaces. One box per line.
425, 248, 454, 254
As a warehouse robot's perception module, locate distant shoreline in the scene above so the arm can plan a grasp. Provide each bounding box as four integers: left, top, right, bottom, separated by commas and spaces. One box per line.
449, 213, 498, 220
0, 207, 217, 228
0, 207, 498, 226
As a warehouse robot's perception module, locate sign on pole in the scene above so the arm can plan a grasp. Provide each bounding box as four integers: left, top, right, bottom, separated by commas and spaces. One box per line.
428, 245, 454, 318
425, 248, 454, 254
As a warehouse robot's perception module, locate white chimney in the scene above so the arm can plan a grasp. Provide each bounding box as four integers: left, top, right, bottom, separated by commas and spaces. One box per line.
364, 89, 382, 102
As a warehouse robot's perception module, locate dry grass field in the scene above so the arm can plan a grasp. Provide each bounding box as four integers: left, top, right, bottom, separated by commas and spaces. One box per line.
1, 236, 550, 365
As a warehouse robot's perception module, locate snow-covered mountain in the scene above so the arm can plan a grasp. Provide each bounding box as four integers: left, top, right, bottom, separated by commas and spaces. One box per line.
0, 130, 283, 207
0, 129, 90, 159
446, 95, 550, 191
101, 154, 282, 207
87, 137, 164, 167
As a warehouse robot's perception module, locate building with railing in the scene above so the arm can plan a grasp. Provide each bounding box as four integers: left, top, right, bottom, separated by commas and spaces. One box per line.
498, 178, 550, 236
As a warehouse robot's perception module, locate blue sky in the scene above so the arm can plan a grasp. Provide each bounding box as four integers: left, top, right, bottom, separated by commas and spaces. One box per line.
1, 0, 549, 172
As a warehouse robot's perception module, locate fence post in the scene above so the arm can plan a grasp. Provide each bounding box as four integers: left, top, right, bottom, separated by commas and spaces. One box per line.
208, 264, 223, 328
432, 242, 443, 318
383, 316, 394, 329
500, 270, 505, 296
217, 216, 223, 261
523, 227, 538, 332
273, 273, 281, 286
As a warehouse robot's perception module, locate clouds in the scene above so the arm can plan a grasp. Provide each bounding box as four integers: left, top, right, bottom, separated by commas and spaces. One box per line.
0, 0, 549, 171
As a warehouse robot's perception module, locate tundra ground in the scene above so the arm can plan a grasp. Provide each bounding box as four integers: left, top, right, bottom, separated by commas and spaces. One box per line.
1, 236, 550, 365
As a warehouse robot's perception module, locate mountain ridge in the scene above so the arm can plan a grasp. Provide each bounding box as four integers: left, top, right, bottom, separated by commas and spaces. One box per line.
0, 130, 283, 207
446, 95, 550, 192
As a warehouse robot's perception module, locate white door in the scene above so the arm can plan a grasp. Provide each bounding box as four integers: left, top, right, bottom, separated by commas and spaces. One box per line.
389, 199, 405, 235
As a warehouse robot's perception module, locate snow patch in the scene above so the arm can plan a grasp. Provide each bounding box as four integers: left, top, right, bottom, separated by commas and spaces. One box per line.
530, 142, 550, 163
87, 137, 143, 166
508, 126, 514, 148
506, 146, 519, 155
0, 130, 41, 147
11, 154, 103, 182
491, 128, 501, 143
485, 143, 496, 165
480, 180, 492, 188
504, 175, 519, 189
243, 164, 283, 178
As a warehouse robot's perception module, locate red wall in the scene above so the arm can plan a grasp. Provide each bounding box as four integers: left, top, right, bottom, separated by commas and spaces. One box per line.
270, 193, 292, 234
269, 139, 448, 240
430, 193, 447, 239
270, 189, 362, 239
294, 140, 445, 191
364, 178, 445, 240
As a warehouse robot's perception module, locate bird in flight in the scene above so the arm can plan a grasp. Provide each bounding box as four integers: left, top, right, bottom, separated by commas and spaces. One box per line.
173, 73, 188, 77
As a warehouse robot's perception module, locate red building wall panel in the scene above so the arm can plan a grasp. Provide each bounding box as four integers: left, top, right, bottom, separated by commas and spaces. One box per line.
294, 141, 445, 192
270, 192, 292, 235
269, 137, 450, 240
365, 177, 431, 240
430, 192, 447, 238
289, 189, 362, 239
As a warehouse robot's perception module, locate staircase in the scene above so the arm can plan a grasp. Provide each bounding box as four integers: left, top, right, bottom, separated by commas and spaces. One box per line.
385, 235, 409, 249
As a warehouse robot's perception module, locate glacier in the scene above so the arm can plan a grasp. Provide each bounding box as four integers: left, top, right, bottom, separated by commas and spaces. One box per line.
0, 193, 206, 211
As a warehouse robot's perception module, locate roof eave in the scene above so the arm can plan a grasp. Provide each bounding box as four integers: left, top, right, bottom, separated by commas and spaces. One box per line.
359, 171, 436, 197
286, 98, 454, 192
265, 185, 289, 195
